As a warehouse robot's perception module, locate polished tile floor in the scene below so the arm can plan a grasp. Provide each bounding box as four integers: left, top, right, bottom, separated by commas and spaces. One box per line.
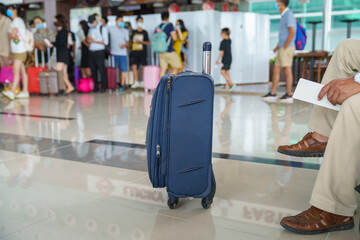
0, 86, 359, 240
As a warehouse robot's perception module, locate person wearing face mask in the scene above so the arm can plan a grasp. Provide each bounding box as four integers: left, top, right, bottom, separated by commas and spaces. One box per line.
108, 15, 129, 92
2, 5, 29, 100
33, 16, 54, 66
0, 3, 12, 68
130, 16, 149, 89
173, 19, 188, 70
87, 14, 109, 93
52, 14, 74, 94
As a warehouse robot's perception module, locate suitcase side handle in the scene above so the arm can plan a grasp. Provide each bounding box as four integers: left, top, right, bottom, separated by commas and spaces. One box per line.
202, 42, 212, 75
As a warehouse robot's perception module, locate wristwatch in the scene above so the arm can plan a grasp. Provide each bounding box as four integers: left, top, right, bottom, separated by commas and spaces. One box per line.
354, 72, 360, 85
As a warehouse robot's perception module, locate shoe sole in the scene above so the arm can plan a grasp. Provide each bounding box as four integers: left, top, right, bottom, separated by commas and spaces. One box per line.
1, 92, 14, 100
280, 221, 354, 235
262, 97, 278, 102
277, 148, 324, 158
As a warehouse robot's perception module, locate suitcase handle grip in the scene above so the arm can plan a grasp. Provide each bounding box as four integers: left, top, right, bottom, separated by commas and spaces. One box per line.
202, 42, 212, 75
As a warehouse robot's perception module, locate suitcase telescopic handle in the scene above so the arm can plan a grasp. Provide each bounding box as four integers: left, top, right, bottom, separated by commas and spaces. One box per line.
202, 42, 211, 75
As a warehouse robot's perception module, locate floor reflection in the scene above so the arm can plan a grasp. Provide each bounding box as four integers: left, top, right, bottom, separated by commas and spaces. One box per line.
1, 88, 356, 239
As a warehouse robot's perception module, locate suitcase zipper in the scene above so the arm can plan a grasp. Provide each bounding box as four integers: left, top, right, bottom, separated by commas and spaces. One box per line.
154, 79, 167, 186
167, 75, 172, 91
156, 144, 160, 160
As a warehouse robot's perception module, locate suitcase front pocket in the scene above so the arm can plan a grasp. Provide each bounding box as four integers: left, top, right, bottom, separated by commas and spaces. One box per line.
178, 166, 204, 174
177, 99, 205, 108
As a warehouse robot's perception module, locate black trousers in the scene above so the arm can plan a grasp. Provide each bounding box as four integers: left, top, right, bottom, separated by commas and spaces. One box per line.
89, 50, 107, 90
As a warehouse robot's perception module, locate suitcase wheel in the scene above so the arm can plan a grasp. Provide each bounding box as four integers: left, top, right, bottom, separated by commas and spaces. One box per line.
167, 198, 179, 209
201, 197, 213, 209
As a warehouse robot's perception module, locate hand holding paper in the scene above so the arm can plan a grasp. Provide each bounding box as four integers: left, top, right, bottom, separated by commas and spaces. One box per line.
317, 77, 360, 105
293, 79, 341, 111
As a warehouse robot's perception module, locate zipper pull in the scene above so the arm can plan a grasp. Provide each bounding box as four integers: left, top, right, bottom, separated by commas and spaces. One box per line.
156, 145, 160, 158
167, 76, 172, 92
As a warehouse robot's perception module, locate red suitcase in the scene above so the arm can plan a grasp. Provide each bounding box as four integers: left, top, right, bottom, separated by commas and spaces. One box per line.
28, 67, 46, 93
28, 49, 46, 93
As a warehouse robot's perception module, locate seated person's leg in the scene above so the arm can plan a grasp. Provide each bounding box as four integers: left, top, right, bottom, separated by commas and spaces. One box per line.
278, 39, 360, 157
281, 93, 360, 234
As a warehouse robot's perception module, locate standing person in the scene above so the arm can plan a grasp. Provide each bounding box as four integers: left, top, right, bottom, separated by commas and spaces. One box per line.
87, 14, 108, 93
0, 3, 12, 68
216, 28, 235, 91
2, 5, 29, 100
108, 15, 129, 92
262, 0, 296, 103
156, 11, 181, 77
77, 20, 91, 78
130, 16, 149, 89
53, 14, 74, 94
173, 19, 188, 69
33, 16, 54, 67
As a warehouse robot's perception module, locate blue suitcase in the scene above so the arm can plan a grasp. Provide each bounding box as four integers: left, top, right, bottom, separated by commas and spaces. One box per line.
146, 42, 216, 209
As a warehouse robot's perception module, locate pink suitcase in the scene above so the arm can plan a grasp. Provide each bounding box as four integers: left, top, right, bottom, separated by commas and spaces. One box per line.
0, 66, 22, 85
143, 65, 160, 92
0, 66, 14, 84
77, 78, 94, 93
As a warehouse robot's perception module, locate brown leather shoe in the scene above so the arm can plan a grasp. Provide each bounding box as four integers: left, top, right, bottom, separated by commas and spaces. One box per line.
281, 206, 354, 235
277, 132, 327, 157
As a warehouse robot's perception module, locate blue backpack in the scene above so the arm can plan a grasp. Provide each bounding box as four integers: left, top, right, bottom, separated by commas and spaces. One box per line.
295, 21, 307, 50
151, 23, 171, 53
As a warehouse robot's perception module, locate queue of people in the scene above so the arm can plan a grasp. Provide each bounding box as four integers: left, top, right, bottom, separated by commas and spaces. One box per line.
0, 6, 190, 100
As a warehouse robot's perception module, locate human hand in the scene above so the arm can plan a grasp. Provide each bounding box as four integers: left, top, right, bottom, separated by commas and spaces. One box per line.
273, 46, 279, 53
120, 44, 126, 49
318, 77, 360, 105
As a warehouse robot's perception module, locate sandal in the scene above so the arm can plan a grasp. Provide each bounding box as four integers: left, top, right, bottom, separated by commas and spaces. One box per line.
281, 206, 354, 235
277, 132, 327, 157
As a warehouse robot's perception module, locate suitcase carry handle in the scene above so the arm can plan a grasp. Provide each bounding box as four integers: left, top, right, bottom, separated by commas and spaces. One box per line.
34, 48, 46, 68
35, 48, 38, 67
202, 42, 211, 75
